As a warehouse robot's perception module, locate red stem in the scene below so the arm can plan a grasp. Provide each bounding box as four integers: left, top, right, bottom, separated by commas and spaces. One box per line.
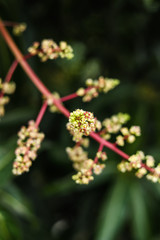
0, 19, 69, 118
90, 132, 129, 160
0, 20, 50, 96
0, 54, 34, 98
35, 101, 48, 128
87, 142, 104, 175
60, 87, 93, 102
93, 142, 104, 164
5, 54, 32, 83
90, 132, 154, 173
61, 92, 78, 102
0, 59, 18, 98
5, 60, 18, 83
141, 163, 155, 173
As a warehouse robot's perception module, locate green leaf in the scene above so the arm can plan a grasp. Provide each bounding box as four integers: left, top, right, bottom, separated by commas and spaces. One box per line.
0, 211, 11, 240
0, 138, 16, 187
0, 210, 22, 240
129, 181, 151, 240
95, 176, 128, 240
0, 146, 14, 171
0, 185, 36, 222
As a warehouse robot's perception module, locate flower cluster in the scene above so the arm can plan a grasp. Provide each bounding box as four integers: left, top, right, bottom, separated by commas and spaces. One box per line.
28, 39, 74, 62
12, 120, 44, 175
66, 146, 94, 184
66, 109, 96, 142
147, 164, 160, 183
118, 151, 160, 183
13, 23, 27, 36
66, 146, 88, 169
66, 145, 107, 184
72, 171, 94, 185
116, 126, 141, 146
100, 113, 130, 140
76, 76, 120, 102
93, 151, 107, 174
0, 78, 16, 116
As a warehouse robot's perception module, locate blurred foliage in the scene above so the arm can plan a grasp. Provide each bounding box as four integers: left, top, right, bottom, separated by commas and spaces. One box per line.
0, 0, 160, 239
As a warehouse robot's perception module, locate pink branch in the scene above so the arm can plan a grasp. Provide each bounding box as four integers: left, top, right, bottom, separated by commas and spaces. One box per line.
5, 60, 18, 83
0, 20, 69, 118
35, 101, 48, 128
0, 54, 34, 98
0, 20, 50, 96
90, 132, 155, 173
0, 59, 18, 98
60, 87, 93, 102
93, 142, 104, 164
141, 163, 155, 173
4, 54, 32, 84
61, 92, 78, 102
90, 132, 129, 160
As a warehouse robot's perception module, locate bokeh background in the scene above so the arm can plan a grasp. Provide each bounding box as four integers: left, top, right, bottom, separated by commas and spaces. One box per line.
0, 0, 160, 239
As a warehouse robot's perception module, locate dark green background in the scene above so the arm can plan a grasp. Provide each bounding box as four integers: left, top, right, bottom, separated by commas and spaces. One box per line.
0, 0, 160, 239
